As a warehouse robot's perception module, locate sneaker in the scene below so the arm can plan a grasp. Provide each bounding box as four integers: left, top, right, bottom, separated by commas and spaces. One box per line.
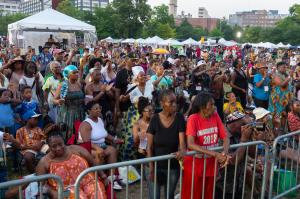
113, 181, 122, 190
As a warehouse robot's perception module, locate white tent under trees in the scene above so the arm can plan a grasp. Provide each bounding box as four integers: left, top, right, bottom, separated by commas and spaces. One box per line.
8, 9, 97, 50
182, 38, 200, 46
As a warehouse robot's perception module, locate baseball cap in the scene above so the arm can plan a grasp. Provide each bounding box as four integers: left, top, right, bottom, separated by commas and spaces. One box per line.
53, 49, 65, 56
22, 111, 42, 121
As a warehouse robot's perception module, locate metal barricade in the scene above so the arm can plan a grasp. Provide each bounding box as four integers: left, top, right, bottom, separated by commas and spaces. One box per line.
0, 174, 64, 199
74, 140, 269, 199
269, 130, 300, 199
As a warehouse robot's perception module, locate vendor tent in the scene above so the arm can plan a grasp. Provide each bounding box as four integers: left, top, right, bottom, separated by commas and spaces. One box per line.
8, 9, 96, 49
182, 38, 199, 46
102, 37, 113, 42
158, 38, 182, 46
144, 36, 164, 45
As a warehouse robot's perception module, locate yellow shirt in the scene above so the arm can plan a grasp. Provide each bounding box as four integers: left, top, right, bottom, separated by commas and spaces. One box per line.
223, 102, 244, 115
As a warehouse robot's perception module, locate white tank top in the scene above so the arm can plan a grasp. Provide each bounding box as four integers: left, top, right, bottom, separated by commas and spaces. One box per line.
79, 117, 108, 144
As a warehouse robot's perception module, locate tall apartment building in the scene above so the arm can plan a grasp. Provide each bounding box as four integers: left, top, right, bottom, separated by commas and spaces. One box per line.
0, 0, 20, 15
229, 10, 288, 28
198, 7, 209, 18
74, 0, 108, 12
169, 0, 177, 16
20, 0, 52, 15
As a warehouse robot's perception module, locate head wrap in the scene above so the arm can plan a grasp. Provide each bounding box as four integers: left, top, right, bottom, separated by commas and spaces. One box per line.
60, 65, 78, 99
63, 65, 78, 79
132, 66, 145, 80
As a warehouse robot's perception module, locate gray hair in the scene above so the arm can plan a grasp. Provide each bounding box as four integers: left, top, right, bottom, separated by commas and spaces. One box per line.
49, 61, 61, 71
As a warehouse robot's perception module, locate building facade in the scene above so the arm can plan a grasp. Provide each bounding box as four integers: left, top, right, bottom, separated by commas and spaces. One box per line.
169, 0, 177, 16
175, 18, 218, 31
177, 10, 192, 19
0, 0, 20, 15
198, 7, 209, 18
20, 0, 52, 15
73, 0, 108, 12
229, 10, 288, 28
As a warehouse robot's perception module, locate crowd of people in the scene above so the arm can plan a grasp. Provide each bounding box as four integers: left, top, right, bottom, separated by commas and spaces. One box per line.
0, 41, 299, 198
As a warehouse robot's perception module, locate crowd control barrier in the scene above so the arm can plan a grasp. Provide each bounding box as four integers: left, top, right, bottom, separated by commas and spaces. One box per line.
75, 141, 269, 199
268, 130, 300, 199
0, 174, 64, 199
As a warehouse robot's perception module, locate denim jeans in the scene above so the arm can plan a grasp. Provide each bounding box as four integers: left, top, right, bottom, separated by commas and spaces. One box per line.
145, 167, 179, 199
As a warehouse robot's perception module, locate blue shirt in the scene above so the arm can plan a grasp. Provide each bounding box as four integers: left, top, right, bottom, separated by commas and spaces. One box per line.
253, 73, 270, 100
150, 75, 173, 90
0, 104, 14, 128
15, 100, 40, 121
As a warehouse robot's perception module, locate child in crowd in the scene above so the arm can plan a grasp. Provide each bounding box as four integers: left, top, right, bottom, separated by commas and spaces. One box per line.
15, 86, 40, 125
0, 89, 21, 132
223, 92, 244, 115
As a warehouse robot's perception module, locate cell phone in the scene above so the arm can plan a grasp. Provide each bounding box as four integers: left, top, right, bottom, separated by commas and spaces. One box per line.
245, 122, 265, 131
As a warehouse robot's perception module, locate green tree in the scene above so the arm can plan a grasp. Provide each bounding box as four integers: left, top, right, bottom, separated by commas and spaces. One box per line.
93, 5, 122, 39
142, 4, 175, 38
176, 18, 194, 39
217, 19, 234, 40
112, 0, 151, 38
209, 28, 224, 37
152, 5, 175, 27
156, 23, 176, 39
192, 27, 207, 40
56, 0, 83, 20
0, 12, 27, 35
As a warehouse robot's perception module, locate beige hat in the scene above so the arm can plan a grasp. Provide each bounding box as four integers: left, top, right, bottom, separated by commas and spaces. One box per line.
253, 107, 270, 120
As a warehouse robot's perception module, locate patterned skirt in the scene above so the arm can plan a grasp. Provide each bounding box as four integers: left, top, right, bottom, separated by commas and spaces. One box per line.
118, 105, 140, 161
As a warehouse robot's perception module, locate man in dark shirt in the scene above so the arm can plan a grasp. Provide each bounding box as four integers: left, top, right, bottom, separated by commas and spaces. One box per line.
115, 56, 135, 114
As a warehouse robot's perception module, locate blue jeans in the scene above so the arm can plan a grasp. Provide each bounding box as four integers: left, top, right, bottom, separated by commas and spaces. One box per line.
145, 167, 179, 199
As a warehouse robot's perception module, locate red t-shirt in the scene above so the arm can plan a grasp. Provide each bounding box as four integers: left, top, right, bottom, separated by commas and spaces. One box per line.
185, 112, 227, 176
187, 112, 226, 147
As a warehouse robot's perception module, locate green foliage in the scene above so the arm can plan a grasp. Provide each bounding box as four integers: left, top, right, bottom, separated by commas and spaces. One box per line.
176, 18, 194, 39
209, 28, 224, 37
56, 0, 83, 20
0, 11, 27, 35
152, 5, 175, 27
192, 27, 207, 40
112, 0, 151, 38
156, 23, 176, 39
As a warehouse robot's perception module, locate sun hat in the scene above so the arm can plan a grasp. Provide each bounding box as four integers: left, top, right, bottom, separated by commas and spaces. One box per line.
253, 107, 270, 120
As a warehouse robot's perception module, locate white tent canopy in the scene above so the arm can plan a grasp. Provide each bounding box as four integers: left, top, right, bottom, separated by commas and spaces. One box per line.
182, 38, 199, 46
121, 38, 135, 44
102, 37, 113, 42
158, 38, 182, 46
218, 38, 238, 47
144, 36, 164, 45
8, 9, 96, 49
135, 38, 146, 44
8, 9, 96, 32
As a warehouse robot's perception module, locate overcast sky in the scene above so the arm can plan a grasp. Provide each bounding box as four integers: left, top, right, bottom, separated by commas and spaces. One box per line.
147, 0, 298, 18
